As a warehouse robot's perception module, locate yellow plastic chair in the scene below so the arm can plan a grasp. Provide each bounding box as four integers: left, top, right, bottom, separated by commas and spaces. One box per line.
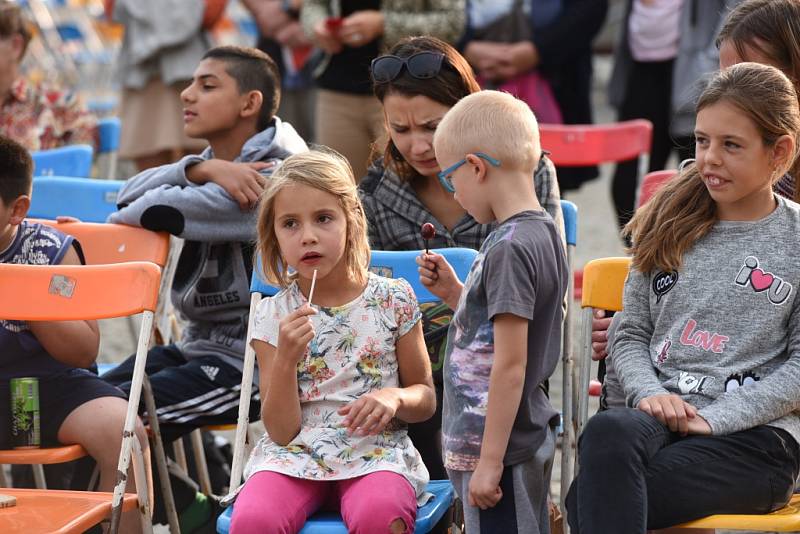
0, 262, 160, 533
572, 257, 800, 532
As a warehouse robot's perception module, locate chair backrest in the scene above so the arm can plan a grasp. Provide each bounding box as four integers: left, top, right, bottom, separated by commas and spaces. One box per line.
31, 145, 94, 178
637, 170, 676, 208
29, 176, 123, 222
370, 248, 478, 303
0, 262, 161, 321
560, 200, 578, 248
581, 257, 632, 311
32, 220, 169, 267
540, 119, 653, 167
97, 117, 121, 154
249, 248, 479, 303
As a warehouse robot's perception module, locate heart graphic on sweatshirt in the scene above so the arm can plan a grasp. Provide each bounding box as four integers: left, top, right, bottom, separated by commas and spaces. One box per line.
750, 269, 774, 292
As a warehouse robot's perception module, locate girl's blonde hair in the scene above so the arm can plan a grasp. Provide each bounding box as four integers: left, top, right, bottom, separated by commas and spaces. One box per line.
256, 149, 371, 287
624, 62, 800, 273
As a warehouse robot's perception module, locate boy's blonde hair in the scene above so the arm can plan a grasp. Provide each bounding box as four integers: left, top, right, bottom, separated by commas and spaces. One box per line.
256, 149, 371, 288
433, 90, 541, 174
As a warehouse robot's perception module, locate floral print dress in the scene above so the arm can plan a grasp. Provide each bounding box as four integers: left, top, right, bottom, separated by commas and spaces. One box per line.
243, 273, 430, 499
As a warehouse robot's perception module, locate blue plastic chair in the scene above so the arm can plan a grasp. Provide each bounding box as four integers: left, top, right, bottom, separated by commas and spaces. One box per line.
29, 176, 123, 222
31, 145, 94, 177
219, 248, 478, 534
97, 117, 122, 179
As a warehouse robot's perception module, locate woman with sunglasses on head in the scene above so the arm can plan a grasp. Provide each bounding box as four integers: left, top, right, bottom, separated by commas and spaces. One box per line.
359, 35, 565, 481
300, 1, 465, 181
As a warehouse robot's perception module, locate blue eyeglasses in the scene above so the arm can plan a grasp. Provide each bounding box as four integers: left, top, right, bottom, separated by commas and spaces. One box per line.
437, 152, 501, 193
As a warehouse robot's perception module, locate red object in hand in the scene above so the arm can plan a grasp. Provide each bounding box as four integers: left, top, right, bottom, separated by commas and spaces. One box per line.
421, 223, 436, 254
325, 17, 343, 32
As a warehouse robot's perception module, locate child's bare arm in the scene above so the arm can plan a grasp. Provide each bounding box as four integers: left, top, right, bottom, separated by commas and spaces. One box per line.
416, 252, 463, 309
340, 320, 436, 435
256, 305, 316, 446
26, 245, 99, 369
470, 314, 528, 510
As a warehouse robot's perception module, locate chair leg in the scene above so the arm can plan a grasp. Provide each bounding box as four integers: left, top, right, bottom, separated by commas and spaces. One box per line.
143, 376, 182, 534
32, 464, 47, 489
190, 429, 213, 496
0, 465, 7, 488
87, 464, 100, 490
173, 437, 188, 473
131, 436, 154, 533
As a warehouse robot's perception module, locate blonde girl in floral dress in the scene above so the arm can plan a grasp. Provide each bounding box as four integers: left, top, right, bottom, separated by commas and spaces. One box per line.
230, 149, 436, 534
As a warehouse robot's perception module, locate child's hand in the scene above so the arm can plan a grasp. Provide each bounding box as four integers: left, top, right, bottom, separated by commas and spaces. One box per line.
687, 414, 712, 435
338, 389, 400, 436
416, 252, 462, 308
468, 458, 503, 510
187, 159, 274, 211
638, 394, 698, 436
591, 310, 613, 360
276, 305, 317, 364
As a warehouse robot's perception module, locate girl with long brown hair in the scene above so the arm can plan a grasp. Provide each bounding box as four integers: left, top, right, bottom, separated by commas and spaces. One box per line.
567, 62, 800, 533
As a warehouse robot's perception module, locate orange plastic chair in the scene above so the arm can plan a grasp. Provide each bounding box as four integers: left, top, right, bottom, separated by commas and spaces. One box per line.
0, 262, 160, 533
0, 488, 138, 534
637, 169, 677, 208
0, 221, 169, 490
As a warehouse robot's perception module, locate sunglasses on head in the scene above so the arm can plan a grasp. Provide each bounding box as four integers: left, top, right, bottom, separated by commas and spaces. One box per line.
371, 52, 446, 84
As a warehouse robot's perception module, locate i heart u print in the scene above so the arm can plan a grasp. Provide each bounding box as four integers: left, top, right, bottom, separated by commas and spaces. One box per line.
735, 256, 793, 305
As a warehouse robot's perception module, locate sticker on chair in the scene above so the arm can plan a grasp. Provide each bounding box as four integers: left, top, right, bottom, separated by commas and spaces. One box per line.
48, 275, 76, 297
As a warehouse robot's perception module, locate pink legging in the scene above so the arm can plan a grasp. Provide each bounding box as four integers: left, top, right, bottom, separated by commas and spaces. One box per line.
230, 470, 417, 534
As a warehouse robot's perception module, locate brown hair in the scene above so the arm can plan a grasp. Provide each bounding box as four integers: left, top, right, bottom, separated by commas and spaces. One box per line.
717, 0, 800, 198
624, 62, 800, 273
372, 36, 481, 182
256, 149, 370, 288
0, 1, 31, 60
0, 135, 33, 205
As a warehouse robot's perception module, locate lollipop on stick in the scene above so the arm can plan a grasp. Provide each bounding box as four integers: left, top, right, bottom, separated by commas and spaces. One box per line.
421, 223, 436, 254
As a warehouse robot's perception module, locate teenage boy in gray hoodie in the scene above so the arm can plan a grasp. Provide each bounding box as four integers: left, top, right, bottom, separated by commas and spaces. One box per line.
102, 45, 308, 532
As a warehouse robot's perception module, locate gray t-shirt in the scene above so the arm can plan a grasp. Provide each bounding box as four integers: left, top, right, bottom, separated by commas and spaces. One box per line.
443, 210, 568, 471
613, 196, 800, 445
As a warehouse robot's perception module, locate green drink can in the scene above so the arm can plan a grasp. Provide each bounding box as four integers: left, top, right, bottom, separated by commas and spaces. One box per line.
10, 377, 40, 449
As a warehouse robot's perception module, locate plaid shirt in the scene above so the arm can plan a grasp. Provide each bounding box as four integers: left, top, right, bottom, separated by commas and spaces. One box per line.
0, 78, 97, 152
359, 154, 565, 251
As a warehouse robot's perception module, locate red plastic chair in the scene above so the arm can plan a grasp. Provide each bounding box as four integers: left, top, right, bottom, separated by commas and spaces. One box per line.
637, 169, 677, 208
540, 119, 653, 301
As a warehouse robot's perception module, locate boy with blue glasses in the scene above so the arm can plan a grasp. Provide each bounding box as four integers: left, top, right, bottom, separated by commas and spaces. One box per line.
418, 90, 567, 533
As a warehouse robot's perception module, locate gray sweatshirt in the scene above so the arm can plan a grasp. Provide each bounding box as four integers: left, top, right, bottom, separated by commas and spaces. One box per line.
613, 195, 800, 445
108, 118, 308, 371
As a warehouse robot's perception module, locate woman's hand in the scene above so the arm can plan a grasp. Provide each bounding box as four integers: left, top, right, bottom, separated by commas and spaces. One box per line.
339, 10, 384, 47
313, 19, 343, 54
276, 305, 317, 364
338, 388, 400, 436
417, 252, 463, 309
592, 310, 613, 360
638, 394, 698, 436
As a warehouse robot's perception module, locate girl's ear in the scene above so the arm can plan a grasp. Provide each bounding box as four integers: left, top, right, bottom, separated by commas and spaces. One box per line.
771, 134, 796, 175
241, 90, 264, 120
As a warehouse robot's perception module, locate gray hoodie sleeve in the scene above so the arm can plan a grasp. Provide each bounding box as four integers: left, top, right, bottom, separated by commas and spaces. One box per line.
109, 154, 259, 242
698, 295, 800, 434
612, 268, 672, 407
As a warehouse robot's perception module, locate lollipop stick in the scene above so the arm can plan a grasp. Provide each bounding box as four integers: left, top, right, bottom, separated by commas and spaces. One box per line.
308, 269, 318, 306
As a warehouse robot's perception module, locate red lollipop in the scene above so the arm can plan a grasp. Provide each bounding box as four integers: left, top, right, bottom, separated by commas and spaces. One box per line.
421, 223, 436, 254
